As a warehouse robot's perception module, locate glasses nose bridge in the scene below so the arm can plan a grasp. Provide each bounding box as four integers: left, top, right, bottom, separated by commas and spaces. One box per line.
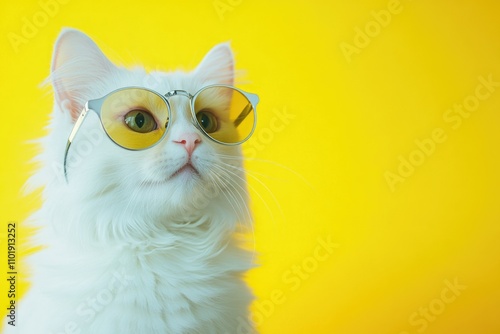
163, 89, 198, 127
164, 89, 193, 100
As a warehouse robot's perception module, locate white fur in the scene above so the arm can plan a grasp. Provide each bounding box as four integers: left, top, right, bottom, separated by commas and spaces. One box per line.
5, 29, 255, 334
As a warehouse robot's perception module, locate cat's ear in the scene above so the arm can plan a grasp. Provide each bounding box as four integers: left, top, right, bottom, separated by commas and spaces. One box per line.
51, 28, 116, 121
194, 43, 234, 85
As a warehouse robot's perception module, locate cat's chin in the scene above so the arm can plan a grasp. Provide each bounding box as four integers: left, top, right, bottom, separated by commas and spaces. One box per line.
169, 162, 200, 180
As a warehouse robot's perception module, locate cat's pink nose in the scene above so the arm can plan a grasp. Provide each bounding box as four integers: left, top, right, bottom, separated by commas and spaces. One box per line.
173, 133, 202, 155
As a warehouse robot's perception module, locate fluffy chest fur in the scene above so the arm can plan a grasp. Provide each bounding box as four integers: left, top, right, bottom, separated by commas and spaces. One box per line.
14, 226, 253, 334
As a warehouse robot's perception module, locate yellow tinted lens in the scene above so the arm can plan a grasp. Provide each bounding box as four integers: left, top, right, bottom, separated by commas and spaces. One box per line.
193, 87, 255, 143
100, 88, 169, 149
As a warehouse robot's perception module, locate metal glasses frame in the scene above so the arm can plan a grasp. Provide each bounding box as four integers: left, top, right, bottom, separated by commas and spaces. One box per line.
63, 84, 259, 180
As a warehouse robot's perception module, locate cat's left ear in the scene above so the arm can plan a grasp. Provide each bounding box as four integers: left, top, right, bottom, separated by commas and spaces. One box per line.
194, 43, 234, 85
50, 28, 117, 121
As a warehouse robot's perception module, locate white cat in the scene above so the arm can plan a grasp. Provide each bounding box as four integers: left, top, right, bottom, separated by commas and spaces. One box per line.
4, 28, 258, 334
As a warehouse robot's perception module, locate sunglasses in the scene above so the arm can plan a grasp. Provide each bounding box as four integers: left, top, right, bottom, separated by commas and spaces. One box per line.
63, 84, 259, 179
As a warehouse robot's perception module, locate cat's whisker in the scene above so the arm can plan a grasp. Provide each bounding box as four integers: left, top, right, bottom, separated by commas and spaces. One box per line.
212, 161, 284, 226
206, 173, 243, 223
207, 170, 257, 259
208, 168, 267, 252
209, 166, 252, 224
213, 153, 315, 190
216, 159, 286, 223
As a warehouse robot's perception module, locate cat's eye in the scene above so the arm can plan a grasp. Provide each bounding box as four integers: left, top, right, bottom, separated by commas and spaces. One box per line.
196, 110, 218, 133
124, 110, 157, 133
192, 86, 256, 144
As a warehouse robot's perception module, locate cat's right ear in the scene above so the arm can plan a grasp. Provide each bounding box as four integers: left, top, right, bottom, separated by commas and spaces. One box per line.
51, 28, 116, 121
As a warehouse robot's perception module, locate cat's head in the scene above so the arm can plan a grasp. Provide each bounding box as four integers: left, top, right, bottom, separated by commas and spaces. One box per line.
31, 29, 252, 242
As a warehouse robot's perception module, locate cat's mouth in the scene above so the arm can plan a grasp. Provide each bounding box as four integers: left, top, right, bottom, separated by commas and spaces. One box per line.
170, 162, 200, 179
142, 163, 200, 186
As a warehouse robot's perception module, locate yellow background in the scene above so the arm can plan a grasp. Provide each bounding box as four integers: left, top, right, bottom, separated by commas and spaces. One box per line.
1, 0, 500, 333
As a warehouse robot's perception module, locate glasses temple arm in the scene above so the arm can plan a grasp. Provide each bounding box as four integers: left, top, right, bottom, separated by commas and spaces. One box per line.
233, 103, 253, 128
63, 104, 90, 182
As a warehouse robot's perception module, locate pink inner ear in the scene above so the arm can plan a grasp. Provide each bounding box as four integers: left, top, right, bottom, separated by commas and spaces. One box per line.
50, 29, 116, 122
52, 76, 81, 122
51, 32, 82, 121
226, 70, 234, 86
59, 98, 79, 119
196, 43, 235, 86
